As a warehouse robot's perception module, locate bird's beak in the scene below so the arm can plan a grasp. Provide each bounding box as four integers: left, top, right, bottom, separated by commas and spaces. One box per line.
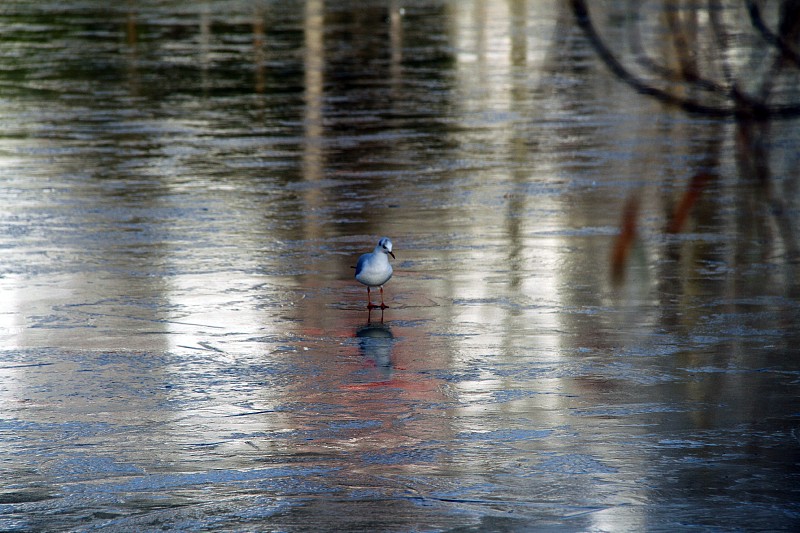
389, 251, 396, 259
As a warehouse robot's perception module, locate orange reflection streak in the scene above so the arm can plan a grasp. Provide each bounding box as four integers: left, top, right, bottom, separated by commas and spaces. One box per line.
667, 172, 715, 234
611, 193, 640, 282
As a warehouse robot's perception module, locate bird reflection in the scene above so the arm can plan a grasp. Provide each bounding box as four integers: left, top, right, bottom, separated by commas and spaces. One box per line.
355, 320, 395, 380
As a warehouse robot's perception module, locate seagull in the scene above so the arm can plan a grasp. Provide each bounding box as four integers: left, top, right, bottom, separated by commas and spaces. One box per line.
354, 237, 395, 309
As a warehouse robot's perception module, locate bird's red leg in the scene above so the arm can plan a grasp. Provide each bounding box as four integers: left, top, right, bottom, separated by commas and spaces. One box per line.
380, 286, 388, 309
367, 286, 375, 309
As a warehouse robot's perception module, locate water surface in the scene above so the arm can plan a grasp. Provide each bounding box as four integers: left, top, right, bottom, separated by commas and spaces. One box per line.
1, 1, 799, 531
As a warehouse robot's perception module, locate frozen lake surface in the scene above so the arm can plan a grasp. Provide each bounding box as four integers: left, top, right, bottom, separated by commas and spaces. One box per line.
1, 1, 799, 531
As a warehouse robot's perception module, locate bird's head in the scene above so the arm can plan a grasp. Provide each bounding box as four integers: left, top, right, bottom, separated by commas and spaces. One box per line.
377, 237, 395, 259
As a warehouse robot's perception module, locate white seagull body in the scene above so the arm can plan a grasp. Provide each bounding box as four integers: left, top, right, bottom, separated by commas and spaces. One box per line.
355, 237, 395, 309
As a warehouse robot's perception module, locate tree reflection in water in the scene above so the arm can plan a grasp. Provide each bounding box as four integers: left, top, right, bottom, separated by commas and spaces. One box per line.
570, 1, 800, 279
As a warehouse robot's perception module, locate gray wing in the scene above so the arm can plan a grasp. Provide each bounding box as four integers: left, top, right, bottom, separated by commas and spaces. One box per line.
355, 254, 368, 277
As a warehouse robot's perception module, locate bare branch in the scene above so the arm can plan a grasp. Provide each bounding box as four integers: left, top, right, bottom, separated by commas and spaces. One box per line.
747, 0, 800, 68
